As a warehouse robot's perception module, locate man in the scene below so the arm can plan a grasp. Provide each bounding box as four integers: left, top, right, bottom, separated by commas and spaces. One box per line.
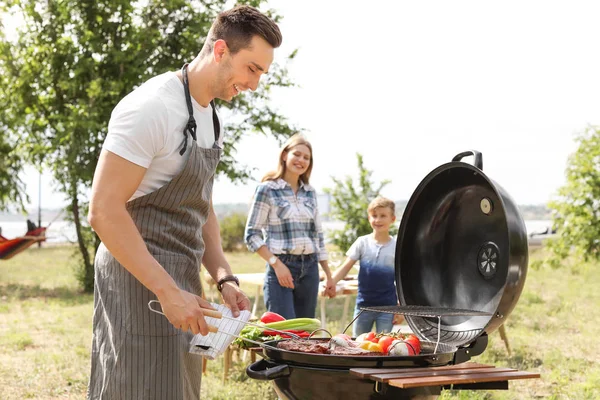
87, 6, 282, 399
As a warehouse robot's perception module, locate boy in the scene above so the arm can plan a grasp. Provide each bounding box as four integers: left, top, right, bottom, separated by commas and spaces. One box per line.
330, 196, 400, 336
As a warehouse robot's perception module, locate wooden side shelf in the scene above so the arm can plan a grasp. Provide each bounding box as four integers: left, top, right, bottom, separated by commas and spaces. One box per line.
350, 362, 540, 390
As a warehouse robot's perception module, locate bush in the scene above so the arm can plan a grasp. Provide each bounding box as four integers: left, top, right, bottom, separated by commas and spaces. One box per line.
324, 153, 398, 252
220, 212, 247, 252
547, 126, 600, 266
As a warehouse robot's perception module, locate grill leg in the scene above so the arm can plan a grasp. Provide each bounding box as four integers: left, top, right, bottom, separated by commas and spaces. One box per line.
498, 324, 511, 355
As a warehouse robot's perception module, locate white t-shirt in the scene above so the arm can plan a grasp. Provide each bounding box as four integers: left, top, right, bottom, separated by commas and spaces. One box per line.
103, 71, 224, 201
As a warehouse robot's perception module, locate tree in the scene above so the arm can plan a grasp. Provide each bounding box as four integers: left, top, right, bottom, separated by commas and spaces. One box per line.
0, 49, 27, 211
219, 212, 247, 252
324, 153, 398, 252
0, 0, 297, 291
546, 126, 600, 267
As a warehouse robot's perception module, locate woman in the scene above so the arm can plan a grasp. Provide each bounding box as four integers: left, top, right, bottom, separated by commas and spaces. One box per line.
245, 134, 335, 319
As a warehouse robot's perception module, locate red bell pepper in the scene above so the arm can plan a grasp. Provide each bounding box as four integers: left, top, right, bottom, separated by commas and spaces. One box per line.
260, 311, 286, 324
262, 329, 311, 338
280, 331, 311, 338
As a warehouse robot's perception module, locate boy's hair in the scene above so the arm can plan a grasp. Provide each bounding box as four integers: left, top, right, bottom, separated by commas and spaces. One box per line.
202, 5, 282, 56
368, 196, 396, 215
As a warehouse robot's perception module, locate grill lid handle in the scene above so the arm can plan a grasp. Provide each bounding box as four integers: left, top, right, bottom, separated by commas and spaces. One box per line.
452, 150, 483, 170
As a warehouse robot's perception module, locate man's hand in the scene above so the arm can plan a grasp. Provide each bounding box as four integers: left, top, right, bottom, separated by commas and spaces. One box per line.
157, 288, 215, 336
220, 282, 250, 318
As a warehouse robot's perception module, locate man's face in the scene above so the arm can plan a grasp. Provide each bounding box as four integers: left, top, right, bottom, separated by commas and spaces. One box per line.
214, 35, 274, 102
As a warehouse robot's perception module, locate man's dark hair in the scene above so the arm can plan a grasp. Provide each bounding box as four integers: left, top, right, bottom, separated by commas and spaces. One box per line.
202, 5, 282, 56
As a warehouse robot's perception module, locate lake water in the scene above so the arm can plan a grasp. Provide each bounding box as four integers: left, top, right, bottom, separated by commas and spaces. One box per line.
0, 220, 78, 244
0, 219, 553, 245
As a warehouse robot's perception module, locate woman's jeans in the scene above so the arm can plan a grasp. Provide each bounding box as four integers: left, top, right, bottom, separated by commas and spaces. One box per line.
352, 307, 394, 337
263, 253, 319, 319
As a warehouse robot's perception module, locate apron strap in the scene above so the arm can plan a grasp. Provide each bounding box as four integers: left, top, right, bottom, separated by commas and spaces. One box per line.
180, 63, 196, 156
210, 100, 221, 148
180, 63, 221, 155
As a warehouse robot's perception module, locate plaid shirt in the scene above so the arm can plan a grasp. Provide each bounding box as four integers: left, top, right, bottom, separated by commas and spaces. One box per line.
244, 179, 328, 261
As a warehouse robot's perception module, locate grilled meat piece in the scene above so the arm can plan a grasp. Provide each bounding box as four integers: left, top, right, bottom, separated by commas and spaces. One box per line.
277, 339, 378, 356
277, 339, 330, 354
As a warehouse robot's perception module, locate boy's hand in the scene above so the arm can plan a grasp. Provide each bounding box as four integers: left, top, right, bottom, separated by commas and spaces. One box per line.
273, 260, 294, 289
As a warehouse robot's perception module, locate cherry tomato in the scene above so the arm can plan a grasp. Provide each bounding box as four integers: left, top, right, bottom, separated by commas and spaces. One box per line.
365, 332, 378, 343
378, 336, 395, 354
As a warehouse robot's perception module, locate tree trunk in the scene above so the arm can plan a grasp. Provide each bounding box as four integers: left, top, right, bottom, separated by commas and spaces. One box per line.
71, 191, 94, 293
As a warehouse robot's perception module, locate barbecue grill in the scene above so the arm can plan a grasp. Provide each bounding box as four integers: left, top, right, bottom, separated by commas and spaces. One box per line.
246, 151, 531, 399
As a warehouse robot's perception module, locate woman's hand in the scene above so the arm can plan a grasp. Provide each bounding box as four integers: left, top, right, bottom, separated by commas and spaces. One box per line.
273, 260, 295, 289
157, 287, 215, 335
324, 276, 337, 298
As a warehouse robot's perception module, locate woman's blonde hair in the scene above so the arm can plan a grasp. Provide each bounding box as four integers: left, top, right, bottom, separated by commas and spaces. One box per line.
262, 133, 314, 184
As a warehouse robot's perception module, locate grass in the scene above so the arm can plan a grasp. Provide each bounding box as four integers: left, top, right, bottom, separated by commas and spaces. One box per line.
1, 245, 599, 399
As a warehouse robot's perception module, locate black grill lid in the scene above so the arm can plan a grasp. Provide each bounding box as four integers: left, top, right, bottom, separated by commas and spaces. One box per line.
394, 151, 529, 349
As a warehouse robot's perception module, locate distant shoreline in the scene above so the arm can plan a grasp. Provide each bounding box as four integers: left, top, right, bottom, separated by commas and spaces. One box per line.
1, 218, 553, 245
0, 202, 553, 223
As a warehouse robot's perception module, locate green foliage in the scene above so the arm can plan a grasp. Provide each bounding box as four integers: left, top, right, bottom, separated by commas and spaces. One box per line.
0, 0, 296, 291
546, 126, 600, 266
324, 153, 398, 251
219, 212, 247, 252
0, 137, 25, 211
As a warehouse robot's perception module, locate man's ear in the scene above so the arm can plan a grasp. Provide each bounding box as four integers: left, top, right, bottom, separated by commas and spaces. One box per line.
213, 39, 228, 62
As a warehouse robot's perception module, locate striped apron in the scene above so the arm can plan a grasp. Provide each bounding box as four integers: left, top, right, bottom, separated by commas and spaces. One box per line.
88, 64, 222, 400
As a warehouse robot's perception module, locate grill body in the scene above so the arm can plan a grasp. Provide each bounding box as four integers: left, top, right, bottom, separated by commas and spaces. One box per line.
247, 358, 441, 400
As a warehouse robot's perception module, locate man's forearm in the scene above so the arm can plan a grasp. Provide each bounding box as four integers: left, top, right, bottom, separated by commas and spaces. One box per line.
201, 209, 234, 281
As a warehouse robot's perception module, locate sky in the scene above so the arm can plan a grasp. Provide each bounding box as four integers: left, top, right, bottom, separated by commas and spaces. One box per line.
17, 0, 600, 210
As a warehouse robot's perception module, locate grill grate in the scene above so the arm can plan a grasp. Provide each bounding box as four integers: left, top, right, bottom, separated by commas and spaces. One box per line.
359, 305, 493, 318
